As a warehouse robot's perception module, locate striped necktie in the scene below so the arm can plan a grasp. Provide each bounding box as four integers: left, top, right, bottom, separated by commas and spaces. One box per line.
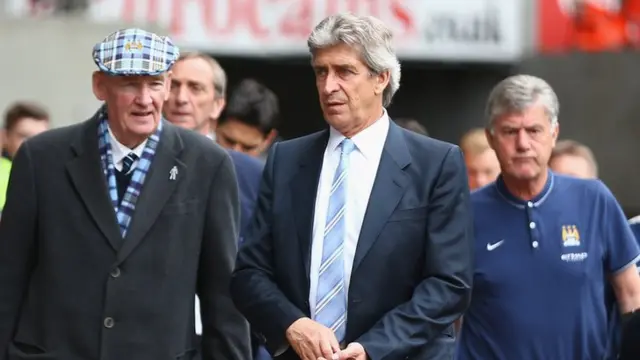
121, 152, 138, 174
314, 138, 355, 341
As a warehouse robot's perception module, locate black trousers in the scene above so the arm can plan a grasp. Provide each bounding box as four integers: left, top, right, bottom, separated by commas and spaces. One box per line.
620, 312, 640, 360
193, 334, 263, 360
193, 335, 202, 360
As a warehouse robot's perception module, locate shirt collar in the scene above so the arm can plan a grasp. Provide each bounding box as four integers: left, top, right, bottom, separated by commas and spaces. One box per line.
326, 109, 390, 159
107, 126, 147, 163
495, 170, 555, 208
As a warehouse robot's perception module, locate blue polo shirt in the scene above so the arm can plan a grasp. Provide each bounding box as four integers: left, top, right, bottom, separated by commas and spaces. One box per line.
457, 172, 640, 360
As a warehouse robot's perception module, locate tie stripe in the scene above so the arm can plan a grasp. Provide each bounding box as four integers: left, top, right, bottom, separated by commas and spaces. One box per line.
314, 138, 355, 342
331, 313, 347, 333
122, 152, 138, 174
318, 244, 343, 275
330, 170, 347, 194
323, 207, 346, 237
316, 282, 344, 313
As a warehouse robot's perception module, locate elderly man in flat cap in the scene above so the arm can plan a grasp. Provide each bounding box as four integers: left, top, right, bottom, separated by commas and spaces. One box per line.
0, 28, 251, 360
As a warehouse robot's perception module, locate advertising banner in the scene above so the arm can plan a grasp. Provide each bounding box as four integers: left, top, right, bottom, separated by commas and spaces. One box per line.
7, 0, 527, 62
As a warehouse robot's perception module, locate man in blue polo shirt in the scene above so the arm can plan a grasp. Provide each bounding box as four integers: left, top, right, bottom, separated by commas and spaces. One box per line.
457, 74, 640, 360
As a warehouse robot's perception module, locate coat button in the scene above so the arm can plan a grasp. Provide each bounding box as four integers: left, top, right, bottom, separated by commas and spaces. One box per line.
110, 267, 121, 278
104, 317, 115, 328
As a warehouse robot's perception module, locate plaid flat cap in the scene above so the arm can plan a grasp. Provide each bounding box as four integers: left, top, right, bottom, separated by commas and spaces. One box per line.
92, 28, 180, 76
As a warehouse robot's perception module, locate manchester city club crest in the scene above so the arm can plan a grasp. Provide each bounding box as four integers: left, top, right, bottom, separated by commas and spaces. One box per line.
562, 225, 581, 247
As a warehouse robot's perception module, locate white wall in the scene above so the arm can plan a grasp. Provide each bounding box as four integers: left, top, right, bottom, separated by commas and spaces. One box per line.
0, 17, 166, 127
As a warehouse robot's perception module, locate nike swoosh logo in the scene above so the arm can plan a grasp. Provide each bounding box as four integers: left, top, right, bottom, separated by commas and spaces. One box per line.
487, 240, 504, 251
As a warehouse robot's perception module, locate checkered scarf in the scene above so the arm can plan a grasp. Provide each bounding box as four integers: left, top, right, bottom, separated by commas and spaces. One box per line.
97, 106, 162, 237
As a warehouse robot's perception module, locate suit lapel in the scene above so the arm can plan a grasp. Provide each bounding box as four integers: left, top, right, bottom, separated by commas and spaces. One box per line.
290, 131, 329, 278
117, 121, 185, 263
352, 122, 411, 271
66, 115, 122, 251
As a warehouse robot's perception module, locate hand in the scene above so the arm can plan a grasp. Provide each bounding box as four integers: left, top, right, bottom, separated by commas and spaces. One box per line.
286, 317, 341, 360
318, 342, 367, 360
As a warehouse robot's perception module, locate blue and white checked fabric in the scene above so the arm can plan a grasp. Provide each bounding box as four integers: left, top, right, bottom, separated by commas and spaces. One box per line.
314, 138, 356, 342
97, 106, 162, 237
93, 28, 179, 76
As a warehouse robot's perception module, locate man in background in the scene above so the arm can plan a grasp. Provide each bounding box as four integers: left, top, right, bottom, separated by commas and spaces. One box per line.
163, 51, 266, 360
164, 52, 226, 138
216, 79, 280, 159
459, 128, 500, 190
1, 101, 49, 162
0, 102, 50, 210
164, 52, 263, 235
549, 139, 598, 179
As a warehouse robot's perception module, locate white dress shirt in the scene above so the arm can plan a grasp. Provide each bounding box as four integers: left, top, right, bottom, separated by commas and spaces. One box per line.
107, 126, 146, 173
309, 111, 389, 317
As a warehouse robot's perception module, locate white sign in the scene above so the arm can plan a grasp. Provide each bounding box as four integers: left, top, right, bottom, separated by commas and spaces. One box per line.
6, 0, 526, 62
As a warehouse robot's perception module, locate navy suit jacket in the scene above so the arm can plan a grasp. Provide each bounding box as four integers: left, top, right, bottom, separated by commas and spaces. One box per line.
225, 150, 267, 360
230, 122, 474, 360
227, 150, 264, 239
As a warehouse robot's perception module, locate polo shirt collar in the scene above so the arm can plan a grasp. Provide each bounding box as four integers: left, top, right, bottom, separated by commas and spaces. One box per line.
495, 170, 555, 208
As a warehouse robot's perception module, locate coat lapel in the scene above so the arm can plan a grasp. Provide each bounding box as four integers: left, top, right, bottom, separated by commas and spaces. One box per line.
289, 131, 329, 278
352, 122, 411, 271
116, 121, 185, 263
66, 115, 122, 251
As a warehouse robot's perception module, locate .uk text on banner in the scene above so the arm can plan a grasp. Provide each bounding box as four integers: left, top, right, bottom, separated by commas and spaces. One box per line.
6, 0, 527, 62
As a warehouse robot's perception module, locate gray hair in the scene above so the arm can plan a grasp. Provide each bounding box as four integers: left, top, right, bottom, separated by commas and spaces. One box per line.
307, 13, 401, 107
485, 74, 559, 130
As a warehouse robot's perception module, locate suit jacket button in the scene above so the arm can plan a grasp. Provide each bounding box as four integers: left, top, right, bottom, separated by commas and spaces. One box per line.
104, 317, 115, 328
110, 267, 121, 278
